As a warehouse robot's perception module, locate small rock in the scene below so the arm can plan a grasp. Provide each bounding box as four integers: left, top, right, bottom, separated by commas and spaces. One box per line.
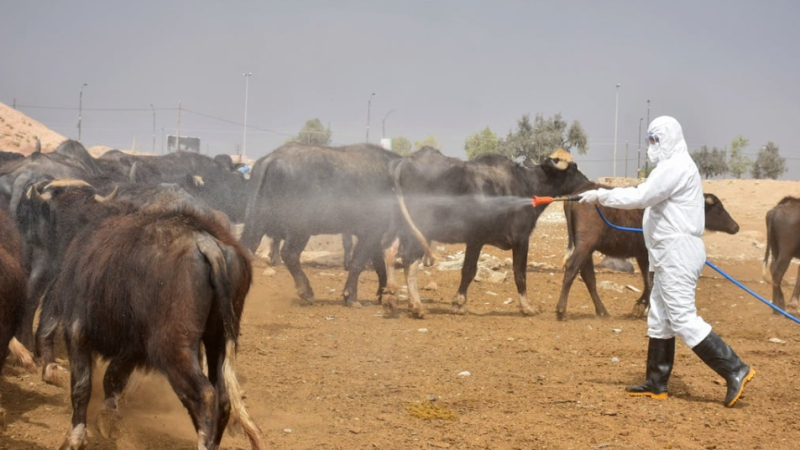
612, 328, 622, 333
769, 337, 786, 344
262, 268, 277, 277
418, 328, 429, 333
611, 357, 620, 363
625, 285, 641, 293
503, 298, 513, 305
283, 428, 292, 433
458, 371, 471, 377
485, 291, 498, 296
324, 317, 335, 321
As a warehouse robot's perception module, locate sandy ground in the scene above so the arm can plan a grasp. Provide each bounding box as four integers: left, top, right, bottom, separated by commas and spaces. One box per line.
0, 102, 66, 155
3, 179, 800, 450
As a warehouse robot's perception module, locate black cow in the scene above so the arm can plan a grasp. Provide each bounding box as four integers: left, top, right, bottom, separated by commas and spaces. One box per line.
240, 143, 400, 306
382, 148, 590, 318
557, 187, 740, 320
0, 209, 27, 430
763, 196, 800, 314
24, 180, 263, 449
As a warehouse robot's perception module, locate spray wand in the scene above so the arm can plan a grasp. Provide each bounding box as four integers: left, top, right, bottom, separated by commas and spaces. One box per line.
531, 195, 582, 207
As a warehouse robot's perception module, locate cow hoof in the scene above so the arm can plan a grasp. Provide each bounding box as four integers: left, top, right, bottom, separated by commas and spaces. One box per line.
43, 363, 66, 387
409, 308, 425, 319
631, 303, 648, 318
596, 310, 610, 318
348, 300, 363, 308
520, 305, 539, 316
556, 311, 567, 321
451, 304, 467, 315
96, 409, 122, 440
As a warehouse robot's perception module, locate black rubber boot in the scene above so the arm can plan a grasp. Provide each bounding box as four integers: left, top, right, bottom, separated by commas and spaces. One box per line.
626, 337, 675, 399
692, 331, 756, 407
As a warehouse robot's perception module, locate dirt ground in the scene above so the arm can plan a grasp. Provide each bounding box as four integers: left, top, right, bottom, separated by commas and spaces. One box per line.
3, 179, 800, 450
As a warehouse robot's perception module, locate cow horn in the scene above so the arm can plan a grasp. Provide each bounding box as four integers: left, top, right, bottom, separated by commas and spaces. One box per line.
129, 161, 139, 182
548, 149, 573, 170
95, 186, 119, 203
192, 175, 205, 187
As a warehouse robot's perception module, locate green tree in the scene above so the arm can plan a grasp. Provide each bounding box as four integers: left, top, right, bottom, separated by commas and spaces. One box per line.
464, 126, 500, 160
498, 113, 588, 161
414, 134, 440, 151
728, 135, 752, 179
391, 136, 413, 156
286, 118, 332, 146
751, 141, 787, 179
690, 145, 728, 179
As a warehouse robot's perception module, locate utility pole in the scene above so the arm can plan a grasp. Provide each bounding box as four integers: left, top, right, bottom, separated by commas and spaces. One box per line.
150, 104, 156, 154
175, 100, 182, 153
366, 92, 376, 143
242, 72, 253, 161
645, 99, 651, 176
613, 84, 620, 177
625, 140, 629, 178
638, 117, 643, 178
78, 83, 88, 141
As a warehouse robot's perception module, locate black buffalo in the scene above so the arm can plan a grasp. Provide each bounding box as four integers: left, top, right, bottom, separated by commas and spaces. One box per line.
763, 196, 800, 314
24, 180, 263, 450
557, 187, 740, 320
240, 143, 400, 306
383, 148, 590, 318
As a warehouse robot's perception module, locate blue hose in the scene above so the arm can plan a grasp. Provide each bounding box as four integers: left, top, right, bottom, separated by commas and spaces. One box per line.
594, 206, 800, 325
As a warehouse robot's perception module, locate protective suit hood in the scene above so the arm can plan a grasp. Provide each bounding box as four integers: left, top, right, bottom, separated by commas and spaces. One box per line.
647, 116, 688, 164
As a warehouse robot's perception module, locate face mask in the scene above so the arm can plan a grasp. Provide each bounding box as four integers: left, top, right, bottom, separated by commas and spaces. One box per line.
647, 145, 660, 163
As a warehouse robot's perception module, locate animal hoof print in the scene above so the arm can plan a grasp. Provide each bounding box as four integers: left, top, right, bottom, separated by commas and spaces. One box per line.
96, 409, 122, 440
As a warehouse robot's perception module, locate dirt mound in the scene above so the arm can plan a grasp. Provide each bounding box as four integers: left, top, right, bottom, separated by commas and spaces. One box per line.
0, 101, 66, 154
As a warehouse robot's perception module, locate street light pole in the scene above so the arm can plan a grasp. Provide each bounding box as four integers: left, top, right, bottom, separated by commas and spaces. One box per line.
78, 83, 88, 141
382, 109, 396, 139
242, 73, 253, 160
638, 117, 643, 178
613, 84, 620, 178
150, 104, 156, 154
366, 92, 376, 143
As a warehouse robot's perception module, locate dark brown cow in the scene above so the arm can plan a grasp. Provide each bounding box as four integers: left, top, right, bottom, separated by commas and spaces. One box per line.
0, 209, 27, 430
557, 185, 740, 320
763, 196, 800, 314
383, 148, 590, 318
24, 180, 263, 450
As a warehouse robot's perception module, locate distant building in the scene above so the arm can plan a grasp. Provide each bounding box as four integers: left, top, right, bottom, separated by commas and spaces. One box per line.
167, 135, 201, 153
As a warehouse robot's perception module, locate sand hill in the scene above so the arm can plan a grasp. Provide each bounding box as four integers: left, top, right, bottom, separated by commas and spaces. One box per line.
0, 101, 66, 154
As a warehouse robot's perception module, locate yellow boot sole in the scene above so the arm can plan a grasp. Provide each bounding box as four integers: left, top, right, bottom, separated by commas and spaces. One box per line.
725, 368, 755, 408
626, 391, 668, 399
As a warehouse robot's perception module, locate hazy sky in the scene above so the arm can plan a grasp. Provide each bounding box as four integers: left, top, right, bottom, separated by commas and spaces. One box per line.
2, 0, 798, 180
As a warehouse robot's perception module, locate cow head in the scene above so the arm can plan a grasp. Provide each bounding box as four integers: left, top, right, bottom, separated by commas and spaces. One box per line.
703, 193, 739, 234
534, 149, 590, 197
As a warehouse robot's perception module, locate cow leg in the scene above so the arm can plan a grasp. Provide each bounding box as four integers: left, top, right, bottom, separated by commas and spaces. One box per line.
372, 249, 388, 302
579, 259, 610, 318
281, 234, 314, 304
342, 235, 380, 307
770, 252, 792, 312
631, 256, 652, 318
342, 234, 354, 271
267, 237, 282, 266
96, 358, 137, 440
203, 333, 230, 449
380, 238, 401, 316
557, 250, 584, 320
60, 329, 92, 450
36, 294, 64, 386
512, 239, 537, 316
405, 259, 425, 319
787, 265, 800, 315
14, 295, 37, 351
452, 243, 482, 315
162, 348, 218, 450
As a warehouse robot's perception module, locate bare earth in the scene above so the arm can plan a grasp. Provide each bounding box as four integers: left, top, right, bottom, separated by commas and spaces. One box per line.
2, 179, 800, 450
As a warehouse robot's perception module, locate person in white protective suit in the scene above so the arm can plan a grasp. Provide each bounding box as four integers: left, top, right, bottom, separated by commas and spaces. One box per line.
579, 116, 755, 407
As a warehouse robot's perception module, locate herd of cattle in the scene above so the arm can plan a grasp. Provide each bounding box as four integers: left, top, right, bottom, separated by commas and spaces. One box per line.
0, 139, 797, 449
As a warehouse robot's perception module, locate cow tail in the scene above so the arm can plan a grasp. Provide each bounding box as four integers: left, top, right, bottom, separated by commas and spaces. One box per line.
391, 161, 435, 266
198, 237, 265, 450
762, 211, 774, 286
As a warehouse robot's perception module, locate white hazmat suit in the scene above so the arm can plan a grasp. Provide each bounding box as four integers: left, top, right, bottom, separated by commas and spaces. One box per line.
580, 116, 711, 348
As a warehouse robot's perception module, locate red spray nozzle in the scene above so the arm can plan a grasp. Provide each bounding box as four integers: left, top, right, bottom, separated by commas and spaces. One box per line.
531, 195, 582, 207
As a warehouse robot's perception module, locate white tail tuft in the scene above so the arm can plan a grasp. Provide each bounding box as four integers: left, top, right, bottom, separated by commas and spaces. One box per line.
223, 340, 265, 450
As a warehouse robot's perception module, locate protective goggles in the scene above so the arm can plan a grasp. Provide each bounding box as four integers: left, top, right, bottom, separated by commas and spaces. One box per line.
647, 133, 660, 146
